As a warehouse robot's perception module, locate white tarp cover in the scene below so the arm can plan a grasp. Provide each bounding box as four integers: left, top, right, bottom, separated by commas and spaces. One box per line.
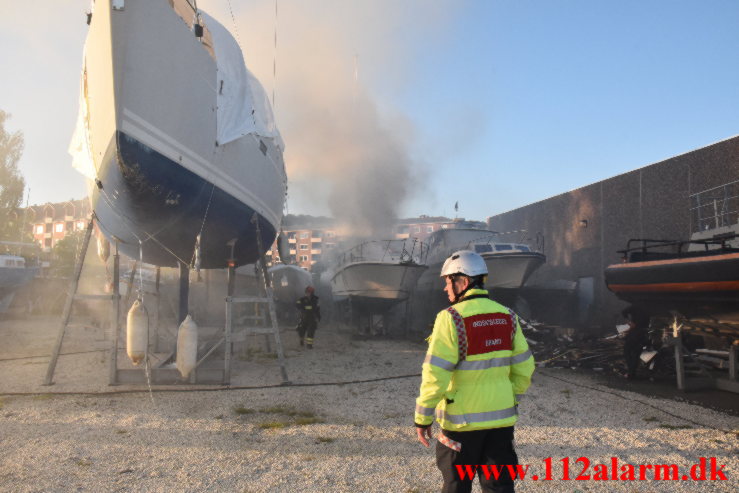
69, 0, 96, 180
69, 50, 97, 181
202, 12, 284, 148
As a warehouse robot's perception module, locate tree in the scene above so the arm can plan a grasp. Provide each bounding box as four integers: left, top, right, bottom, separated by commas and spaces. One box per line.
0, 110, 26, 241
51, 230, 85, 278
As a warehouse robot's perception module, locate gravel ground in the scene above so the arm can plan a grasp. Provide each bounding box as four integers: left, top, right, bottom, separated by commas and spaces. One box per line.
1, 316, 738, 492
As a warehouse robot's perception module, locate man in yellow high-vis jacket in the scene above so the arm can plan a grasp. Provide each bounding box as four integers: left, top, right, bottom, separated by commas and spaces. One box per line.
415, 250, 535, 493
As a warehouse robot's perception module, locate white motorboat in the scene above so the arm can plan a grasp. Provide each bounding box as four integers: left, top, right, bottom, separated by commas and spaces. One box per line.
417, 228, 545, 294
70, 0, 287, 268
0, 255, 37, 312
269, 263, 313, 304
329, 239, 428, 311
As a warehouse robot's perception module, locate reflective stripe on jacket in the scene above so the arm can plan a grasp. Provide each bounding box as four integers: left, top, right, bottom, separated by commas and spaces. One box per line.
414, 289, 535, 431
296, 295, 320, 322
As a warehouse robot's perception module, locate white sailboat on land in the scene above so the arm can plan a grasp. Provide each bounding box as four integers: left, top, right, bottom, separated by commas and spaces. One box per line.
70, 0, 287, 268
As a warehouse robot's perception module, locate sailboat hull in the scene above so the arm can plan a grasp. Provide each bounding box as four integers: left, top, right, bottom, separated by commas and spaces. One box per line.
80, 0, 286, 268
92, 131, 276, 268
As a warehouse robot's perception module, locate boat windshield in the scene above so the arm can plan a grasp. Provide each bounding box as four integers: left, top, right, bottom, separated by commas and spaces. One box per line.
475, 242, 531, 254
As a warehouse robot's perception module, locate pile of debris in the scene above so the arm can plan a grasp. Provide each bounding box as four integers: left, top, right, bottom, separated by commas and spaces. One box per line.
521, 320, 626, 373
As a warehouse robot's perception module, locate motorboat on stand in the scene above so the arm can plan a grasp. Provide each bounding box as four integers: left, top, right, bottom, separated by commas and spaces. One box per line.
0, 255, 38, 313
329, 239, 429, 316
269, 264, 313, 305
415, 228, 546, 311
70, 0, 287, 269
605, 232, 739, 322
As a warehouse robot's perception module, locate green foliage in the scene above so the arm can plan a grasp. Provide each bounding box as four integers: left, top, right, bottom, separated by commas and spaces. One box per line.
0, 110, 26, 242
51, 230, 86, 277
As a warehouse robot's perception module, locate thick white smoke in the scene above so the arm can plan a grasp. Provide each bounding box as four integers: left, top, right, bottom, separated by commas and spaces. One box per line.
201, 0, 457, 237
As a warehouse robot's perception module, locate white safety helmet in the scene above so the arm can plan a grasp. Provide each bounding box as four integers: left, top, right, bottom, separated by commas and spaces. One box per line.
440, 250, 488, 278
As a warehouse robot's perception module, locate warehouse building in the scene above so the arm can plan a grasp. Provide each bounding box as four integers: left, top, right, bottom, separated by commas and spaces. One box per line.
488, 135, 739, 332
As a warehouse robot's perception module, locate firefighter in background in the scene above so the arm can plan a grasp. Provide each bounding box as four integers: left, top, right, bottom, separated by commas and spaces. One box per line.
621, 305, 650, 380
296, 286, 321, 349
415, 250, 535, 493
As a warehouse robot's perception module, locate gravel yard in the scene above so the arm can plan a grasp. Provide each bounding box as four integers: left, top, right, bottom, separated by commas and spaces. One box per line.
1, 316, 737, 492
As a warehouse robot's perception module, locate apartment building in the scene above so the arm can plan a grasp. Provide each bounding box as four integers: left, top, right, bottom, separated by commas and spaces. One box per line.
265, 227, 341, 270
394, 216, 487, 241
27, 199, 91, 252
266, 216, 487, 271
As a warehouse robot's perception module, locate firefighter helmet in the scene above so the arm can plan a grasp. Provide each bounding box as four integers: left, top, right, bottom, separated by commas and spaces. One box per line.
440, 250, 488, 278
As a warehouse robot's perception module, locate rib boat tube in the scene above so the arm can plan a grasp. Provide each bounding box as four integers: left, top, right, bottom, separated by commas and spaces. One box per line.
605, 238, 739, 318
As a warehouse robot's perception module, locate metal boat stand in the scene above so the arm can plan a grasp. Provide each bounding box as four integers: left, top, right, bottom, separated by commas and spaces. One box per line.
223, 214, 289, 385
666, 314, 739, 394
43, 214, 169, 386
43, 215, 123, 385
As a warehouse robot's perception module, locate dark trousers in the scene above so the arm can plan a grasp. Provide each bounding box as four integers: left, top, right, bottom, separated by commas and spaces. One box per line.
297, 318, 317, 341
624, 337, 645, 377
436, 427, 518, 493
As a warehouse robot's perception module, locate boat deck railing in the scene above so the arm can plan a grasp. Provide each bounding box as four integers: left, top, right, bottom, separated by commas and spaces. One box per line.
335, 239, 429, 269
690, 179, 739, 233
619, 235, 739, 262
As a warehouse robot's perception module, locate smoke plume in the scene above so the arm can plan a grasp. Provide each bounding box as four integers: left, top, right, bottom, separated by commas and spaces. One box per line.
202, 0, 456, 237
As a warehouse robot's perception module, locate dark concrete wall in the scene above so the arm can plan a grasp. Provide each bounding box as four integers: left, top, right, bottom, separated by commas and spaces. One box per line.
488, 136, 739, 332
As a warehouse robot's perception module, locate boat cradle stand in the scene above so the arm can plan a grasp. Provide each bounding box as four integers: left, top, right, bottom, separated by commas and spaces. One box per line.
222, 214, 290, 385
43, 215, 166, 386
43, 214, 290, 386
665, 314, 739, 394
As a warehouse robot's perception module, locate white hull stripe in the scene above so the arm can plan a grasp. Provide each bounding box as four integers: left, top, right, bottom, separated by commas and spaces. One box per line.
415, 404, 435, 417
120, 108, 280, 227
424, 354, 456, 371
436, 405, 518, 425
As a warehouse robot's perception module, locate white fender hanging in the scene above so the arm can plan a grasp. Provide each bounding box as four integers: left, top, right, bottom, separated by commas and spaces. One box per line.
176, 315, 198, 379
277, 230, 290, 263
96, 234, 110, 263
126, 300, 148, 365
